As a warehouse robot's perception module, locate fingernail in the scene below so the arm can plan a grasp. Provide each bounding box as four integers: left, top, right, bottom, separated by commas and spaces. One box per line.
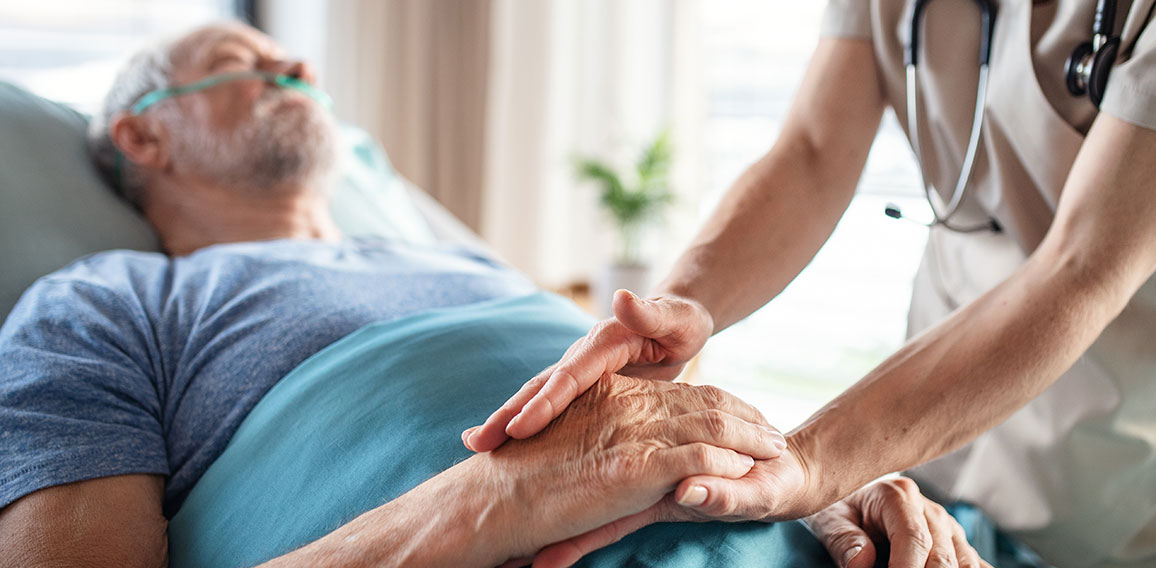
772, 434, 790, 453
842, 545, 863, 567
766, 430, 787, 452
677, 485, 708, 507
741, 454, 755, 467
461, 428, 474, 446
506, 412, 523, 433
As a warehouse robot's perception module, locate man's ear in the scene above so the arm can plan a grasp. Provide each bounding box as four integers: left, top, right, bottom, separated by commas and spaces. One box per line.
109, 112, 169, 172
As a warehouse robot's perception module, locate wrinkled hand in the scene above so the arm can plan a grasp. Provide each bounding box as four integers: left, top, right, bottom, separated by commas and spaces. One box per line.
464, 290, 714, 453
479, 374, 787, 564
806, 478, 993, 568
523, 441, 815, 568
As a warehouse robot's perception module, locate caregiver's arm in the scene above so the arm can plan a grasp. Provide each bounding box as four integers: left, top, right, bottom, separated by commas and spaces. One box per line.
681, 112, 1156, 519
467, 37, 885, 451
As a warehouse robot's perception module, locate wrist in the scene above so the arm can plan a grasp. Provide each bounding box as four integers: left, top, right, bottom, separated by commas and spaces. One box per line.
784, 427, 837, 518
787, 405, 884, 517
274, 456, 514, 568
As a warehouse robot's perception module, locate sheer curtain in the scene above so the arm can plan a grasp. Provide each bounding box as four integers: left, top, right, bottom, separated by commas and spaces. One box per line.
263, 0, 491, 231
482, 0, 705, 288
262, 0, 705, 288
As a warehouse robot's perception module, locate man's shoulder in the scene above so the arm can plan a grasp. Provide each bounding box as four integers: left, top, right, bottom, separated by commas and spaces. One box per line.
40, 249, 170, 288
7, 250, 170, 329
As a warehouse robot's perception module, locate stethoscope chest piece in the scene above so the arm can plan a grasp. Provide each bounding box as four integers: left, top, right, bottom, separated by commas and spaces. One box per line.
1065, 37, 1120, 107
1063, 0, 1121, 108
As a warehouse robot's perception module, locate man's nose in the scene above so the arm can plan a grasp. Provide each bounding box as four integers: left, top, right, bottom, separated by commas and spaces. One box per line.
277, 60, 318, 85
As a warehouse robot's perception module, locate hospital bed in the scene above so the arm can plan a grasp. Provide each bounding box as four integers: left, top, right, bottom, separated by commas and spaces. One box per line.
0, 80, 850, 567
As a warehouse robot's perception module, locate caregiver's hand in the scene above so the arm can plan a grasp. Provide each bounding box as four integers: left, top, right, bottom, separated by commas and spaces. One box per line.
478, 373, 786, 564
527, 476, 988, 568
464, 289, 713, 453
806, 478, 992, 568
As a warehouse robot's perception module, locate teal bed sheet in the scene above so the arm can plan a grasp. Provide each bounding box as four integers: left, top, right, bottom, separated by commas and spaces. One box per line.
166, 292, 837, 567
166, 291, 1043, 567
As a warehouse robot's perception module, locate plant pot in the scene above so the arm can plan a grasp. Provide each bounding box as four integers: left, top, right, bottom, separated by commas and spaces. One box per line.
592, 263, 651, 318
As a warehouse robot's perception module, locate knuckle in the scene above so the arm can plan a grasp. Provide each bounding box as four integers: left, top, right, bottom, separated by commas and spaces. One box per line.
903, 527, 934, 552
927, 549, 958, 568
604, 446, 652, 483
878, 478, 918, 504
703, 409, 729, 439
689, 443, 716, 469
890, 476, 919, 494
695, 385, 727, 408
590, 319, 616, 338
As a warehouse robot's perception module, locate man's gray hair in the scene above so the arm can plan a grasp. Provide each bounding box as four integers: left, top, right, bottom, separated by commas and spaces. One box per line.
86, 40, 175, 210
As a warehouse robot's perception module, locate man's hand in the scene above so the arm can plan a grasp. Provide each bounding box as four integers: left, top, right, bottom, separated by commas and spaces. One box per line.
806, 478, 992, 568
479, 374, 785, 561
463, 290, 713, 453
272, 374, 786, 567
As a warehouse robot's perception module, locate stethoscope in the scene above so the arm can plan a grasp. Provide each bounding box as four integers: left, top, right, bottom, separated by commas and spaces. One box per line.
886, 0, 1121, 234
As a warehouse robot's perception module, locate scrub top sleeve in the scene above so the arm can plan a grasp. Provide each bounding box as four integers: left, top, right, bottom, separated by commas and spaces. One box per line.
821, 0, 873, 39
1100, 14, 1156, 131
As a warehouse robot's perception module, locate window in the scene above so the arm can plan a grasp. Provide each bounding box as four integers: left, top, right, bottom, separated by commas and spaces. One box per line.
694, 1, 933, 429
0, 1, 249, 113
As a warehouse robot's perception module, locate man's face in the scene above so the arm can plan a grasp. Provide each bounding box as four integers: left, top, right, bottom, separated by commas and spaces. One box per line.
155, 23, 338, 192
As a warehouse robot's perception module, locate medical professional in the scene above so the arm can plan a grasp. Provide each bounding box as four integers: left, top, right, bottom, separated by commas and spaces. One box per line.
466, 0, 1156, 566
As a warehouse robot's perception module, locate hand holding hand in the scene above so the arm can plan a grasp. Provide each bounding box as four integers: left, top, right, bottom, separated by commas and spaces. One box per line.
478, 374, 786, 563
464, 290, 714, 452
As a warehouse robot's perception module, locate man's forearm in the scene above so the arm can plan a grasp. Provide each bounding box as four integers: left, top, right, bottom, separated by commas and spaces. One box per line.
261, 456, 510, 568
786, 241, 1137, 512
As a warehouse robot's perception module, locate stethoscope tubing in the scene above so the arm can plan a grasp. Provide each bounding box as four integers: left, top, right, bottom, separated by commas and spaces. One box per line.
905, 0, 997, 228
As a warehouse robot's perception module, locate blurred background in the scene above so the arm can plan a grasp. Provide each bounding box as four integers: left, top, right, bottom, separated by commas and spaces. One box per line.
0, 0, 933, 430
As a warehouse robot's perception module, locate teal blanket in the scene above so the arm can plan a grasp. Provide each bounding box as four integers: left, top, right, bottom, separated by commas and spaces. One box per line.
166, 292, 841, 567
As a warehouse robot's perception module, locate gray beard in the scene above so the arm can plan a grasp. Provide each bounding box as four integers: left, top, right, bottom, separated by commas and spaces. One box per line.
167, 90, 339, 194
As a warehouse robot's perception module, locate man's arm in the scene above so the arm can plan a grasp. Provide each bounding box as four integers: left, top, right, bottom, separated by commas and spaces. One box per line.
1, 375, 780, 567
0, 475, 168, 568
681, 112, 1156, 518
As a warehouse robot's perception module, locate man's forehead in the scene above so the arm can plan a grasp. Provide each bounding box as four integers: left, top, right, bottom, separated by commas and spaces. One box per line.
170, 23, 284, 69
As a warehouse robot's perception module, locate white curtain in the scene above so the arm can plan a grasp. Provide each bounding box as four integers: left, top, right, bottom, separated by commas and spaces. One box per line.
262, 0, 491, 231
261, 0, 706, 290
482, 0, 706, 289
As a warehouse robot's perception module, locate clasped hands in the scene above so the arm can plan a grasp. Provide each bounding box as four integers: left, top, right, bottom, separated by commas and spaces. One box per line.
466, 290, 991, 568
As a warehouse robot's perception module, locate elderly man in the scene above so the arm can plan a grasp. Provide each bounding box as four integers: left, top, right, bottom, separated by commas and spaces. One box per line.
0, 22, 982, 568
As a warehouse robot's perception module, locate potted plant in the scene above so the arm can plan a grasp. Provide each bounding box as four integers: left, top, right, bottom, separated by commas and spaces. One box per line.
575, 130, 675, 315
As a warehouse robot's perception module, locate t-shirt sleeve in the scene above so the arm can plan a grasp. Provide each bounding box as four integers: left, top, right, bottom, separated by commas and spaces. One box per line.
0, 277, 168, 510
1101, 9, 1156, 130
821, 0, 874, 39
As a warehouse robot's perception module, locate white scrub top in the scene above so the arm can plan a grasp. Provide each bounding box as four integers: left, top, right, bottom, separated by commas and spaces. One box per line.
822, 1, 1156, 566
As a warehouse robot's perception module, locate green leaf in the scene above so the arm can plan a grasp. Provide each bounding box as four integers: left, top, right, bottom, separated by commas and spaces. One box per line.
635, 129, 672, 184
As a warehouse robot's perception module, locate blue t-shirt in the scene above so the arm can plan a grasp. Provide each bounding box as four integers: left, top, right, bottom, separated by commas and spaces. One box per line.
0, 237, 535, 516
